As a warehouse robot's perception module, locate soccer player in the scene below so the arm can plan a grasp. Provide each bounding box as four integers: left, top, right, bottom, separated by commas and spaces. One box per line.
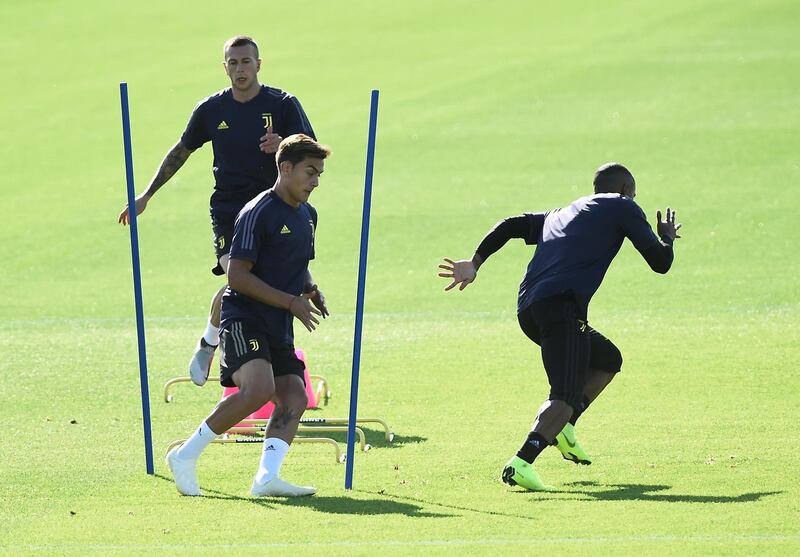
166, 134, 331, 497
118, 35, 316, 386
438, 163, 681, 490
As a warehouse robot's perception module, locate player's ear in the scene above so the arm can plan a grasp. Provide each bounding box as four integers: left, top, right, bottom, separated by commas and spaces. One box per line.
256, 58, 261, 72
279, 160, 293, 175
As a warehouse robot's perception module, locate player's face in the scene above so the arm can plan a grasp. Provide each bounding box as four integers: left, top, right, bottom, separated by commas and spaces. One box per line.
285, 157, 325, 205
223, 45, 261, 91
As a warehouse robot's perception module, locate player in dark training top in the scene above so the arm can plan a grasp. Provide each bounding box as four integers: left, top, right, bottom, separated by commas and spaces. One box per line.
118, 35, 315, 387
166, 135, 331, 497
439, 163, 682, 491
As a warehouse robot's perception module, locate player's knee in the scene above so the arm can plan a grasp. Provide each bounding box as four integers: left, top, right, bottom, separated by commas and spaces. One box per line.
237, 379, 274, 410
549, 391, 580, 413
284, 388, 308, 414
606, 345, 623, 374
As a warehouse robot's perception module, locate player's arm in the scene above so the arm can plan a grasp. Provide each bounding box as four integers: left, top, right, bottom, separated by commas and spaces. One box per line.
118, 141, 195, 225
303, 269, 329, 318
634, 208, 681, 274
439, 214, 539, 291
260, 96, 316, 153
228, 258, 322, 332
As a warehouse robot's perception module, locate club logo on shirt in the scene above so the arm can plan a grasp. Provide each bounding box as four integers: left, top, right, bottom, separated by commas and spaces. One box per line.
577, 319, 587, 333
216, 236, 226, 249
262, 113, 273, 129
217, 120, 229, 130
280, 225, 291, 235
249, 339, 260, 351
309, 219, 315, 238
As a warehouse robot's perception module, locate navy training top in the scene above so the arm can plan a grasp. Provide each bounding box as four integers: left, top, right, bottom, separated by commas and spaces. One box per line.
220, 190, 317, 345
180, 85, 315, 213
517, 193, 660, 317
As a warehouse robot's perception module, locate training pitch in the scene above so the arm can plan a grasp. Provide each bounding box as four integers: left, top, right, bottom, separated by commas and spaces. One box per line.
1, 0, 798, 555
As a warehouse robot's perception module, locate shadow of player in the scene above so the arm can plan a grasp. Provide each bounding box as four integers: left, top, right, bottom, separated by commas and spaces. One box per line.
558, 481, 781, 503
270, 495, 454, 517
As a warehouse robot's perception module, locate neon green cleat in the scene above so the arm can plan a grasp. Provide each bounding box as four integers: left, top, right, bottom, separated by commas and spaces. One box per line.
554, 423, 592, 465
501, 456, 553, 491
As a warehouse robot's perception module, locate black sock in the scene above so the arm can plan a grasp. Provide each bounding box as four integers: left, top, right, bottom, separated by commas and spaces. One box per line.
516, 432, 549, 464
569, 396, 591, 426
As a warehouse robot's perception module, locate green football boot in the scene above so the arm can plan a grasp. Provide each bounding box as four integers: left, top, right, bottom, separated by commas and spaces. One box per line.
554, 423, 592, 465
501, 456, 553, 491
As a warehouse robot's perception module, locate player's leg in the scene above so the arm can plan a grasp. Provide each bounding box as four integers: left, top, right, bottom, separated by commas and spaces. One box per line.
504, 298, 588, 490
189, 282, 226, 386
251, 347, 315, 497
189, 208, 233, 384
168, 324, 274, 496
571, 326, 622, 424
555, 326, 622, 464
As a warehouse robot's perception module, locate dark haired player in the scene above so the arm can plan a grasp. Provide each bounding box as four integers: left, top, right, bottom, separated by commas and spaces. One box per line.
166, 134, 331, 497
118, 35, 316, 386
439, 163, 682, 490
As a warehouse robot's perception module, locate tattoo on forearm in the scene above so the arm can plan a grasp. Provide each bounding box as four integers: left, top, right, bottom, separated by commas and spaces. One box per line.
144, 142, 192, 197
269, 407, 298, 430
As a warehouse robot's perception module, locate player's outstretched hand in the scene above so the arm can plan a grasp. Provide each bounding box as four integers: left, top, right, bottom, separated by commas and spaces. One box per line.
438, 257, 477, 291
307, 286, 330, 319
118, 194, 150, 225
259, 126, 283, 154
656, 207, 682, 241
289, 292, 323, 332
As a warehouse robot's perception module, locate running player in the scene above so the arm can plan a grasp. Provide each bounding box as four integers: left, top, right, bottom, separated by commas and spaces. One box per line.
166, 134, 331, 497
439, 163, 682, 490
118, 35, 316, 386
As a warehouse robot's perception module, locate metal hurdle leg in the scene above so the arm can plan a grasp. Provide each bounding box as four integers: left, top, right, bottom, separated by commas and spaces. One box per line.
309, 374, 331, 405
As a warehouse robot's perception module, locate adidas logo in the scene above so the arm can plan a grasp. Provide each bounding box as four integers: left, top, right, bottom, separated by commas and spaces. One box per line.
217, 121, 229, 130
265, 445, 276, 451
280, 225, 291, 234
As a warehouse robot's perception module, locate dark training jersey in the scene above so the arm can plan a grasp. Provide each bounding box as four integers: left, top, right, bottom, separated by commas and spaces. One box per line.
180, 85, 315, 212
220, 190, 317, 345
516, 194, 662, 316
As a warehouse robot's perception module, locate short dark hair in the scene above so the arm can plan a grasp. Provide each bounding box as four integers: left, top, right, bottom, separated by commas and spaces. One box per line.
223, 35, 259, 59
593, 162, 635, 193
276, 134, 332, 168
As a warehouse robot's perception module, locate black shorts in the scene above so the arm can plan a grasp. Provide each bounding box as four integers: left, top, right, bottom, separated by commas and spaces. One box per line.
210, 207, 239, 276
518, 294, 622, 408
219, 321, 305, 387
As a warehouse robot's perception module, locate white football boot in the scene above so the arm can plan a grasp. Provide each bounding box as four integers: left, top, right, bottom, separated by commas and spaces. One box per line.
250, 477, 316, 497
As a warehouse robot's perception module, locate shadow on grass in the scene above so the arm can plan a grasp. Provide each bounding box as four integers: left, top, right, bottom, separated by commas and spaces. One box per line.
356, 490, 537, 522
151, 473, 278, 506
153, 474, 448, 517
271, 495, 453, 517
538, 481, 782, 503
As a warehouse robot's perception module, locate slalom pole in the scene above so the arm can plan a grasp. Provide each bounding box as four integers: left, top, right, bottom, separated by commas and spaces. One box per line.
345, 89, 380, 489
119, 82, 154, 475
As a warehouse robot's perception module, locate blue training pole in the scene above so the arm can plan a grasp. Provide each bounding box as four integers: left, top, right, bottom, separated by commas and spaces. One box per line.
345, 90, 380, 489
119, 82, 155, 475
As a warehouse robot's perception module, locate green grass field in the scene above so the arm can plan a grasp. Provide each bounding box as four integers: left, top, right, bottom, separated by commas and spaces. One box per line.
1, 0, 799, 554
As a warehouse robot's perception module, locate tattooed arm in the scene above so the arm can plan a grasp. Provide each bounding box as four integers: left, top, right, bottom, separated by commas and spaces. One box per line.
118, 141, 195, 225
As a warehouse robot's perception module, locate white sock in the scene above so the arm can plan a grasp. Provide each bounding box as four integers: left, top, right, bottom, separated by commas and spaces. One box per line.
203, 321, 220, 346
176, 421, 216, 461
254, 438, 289, 485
